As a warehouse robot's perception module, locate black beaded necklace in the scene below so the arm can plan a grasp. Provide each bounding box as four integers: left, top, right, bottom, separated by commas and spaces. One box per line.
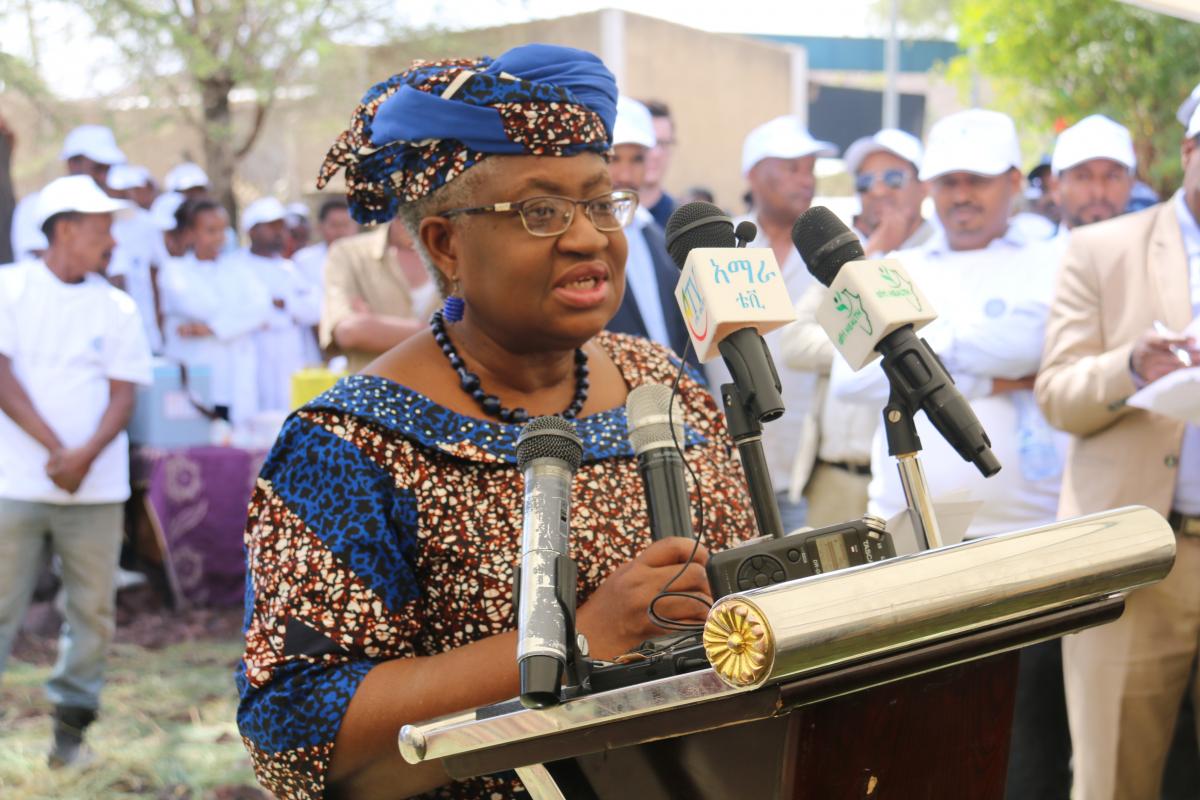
430, 310, 589, 424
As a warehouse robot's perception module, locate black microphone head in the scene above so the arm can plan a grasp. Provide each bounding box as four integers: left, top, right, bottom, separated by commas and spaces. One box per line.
516, 416, 583, 472
791, 206, 865, 287
734, 220, 758, 245
664, 201, 736, 269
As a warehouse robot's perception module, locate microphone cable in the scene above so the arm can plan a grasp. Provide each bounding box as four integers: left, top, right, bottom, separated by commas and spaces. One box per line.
647, 338, 712, 633
646, 219, 757, 634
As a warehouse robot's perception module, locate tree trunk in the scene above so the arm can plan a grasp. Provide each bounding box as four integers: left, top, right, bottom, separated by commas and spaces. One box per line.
0, 123, 14, 264
200, 74, 239, 233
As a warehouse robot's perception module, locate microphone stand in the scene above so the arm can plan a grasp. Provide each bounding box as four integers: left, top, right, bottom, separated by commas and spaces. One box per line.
720, 381, 786, 540
707, 218, 786, 540
553, 555, 592, 699
881, 389, 943, 550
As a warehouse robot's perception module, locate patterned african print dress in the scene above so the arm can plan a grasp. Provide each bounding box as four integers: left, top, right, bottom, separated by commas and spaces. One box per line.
236, 332, 755, 799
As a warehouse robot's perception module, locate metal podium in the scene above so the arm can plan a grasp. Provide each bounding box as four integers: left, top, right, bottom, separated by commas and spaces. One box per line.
400, 507, 1175, 799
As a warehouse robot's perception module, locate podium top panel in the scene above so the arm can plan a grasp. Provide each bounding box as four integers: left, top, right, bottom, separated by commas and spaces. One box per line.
400, 668, 749, 765
400, 506, 1174, 770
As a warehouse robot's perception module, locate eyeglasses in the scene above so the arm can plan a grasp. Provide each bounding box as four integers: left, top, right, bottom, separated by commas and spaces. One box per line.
855, 169, 914, 193
441, 190, 639, 237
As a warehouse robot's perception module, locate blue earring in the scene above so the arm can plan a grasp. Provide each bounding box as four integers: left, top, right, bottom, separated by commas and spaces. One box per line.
443, 281, 465, 323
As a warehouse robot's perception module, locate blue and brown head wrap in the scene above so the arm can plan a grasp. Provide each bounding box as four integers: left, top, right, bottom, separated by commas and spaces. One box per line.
317, 43, 618, 225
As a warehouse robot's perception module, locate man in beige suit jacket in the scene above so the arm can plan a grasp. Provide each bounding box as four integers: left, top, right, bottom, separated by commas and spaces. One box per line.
1036, 111, 1200, 800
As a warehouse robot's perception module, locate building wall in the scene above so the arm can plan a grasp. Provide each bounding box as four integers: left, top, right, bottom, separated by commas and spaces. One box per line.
617, 12, 803, 212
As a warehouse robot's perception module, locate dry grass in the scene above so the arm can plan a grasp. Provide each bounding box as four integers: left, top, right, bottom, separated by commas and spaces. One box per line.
0, 603, 266, 800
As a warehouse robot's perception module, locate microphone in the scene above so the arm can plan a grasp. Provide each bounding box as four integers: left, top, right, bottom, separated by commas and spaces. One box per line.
626, 384, 692, 542
665, 201, 789, 539
665, 202, 796, 369
792, 206, 1000, 477
515, 416, 584, 709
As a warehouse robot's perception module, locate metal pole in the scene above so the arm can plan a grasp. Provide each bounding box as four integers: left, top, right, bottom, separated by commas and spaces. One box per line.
883, 0, 900, 129
895, 452, 943, 549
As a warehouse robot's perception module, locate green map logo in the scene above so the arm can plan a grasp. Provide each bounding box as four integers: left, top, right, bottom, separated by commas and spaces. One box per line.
876, 265, 923, 311
833, 289, 873, 346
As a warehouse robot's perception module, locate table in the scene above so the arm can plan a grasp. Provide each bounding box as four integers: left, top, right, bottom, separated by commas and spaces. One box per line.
131, 446, 267, 608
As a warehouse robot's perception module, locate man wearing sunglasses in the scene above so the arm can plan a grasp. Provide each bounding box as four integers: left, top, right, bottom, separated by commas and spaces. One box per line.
781, 129, 932, 528
605, 96, 696, 368
845, 129, 935, 257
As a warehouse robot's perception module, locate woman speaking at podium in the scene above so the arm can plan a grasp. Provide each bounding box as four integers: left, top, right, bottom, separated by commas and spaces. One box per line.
235, 45, 753, 800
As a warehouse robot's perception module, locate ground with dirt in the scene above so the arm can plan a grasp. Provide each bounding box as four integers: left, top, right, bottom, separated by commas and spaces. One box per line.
0, 586, 267, 800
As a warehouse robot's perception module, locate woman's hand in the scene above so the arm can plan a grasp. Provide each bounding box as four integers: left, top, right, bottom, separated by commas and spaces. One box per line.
576, 537, 712, 660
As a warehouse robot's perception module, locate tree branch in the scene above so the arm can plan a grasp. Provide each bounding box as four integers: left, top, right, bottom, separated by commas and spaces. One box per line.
233, 98, 272, 159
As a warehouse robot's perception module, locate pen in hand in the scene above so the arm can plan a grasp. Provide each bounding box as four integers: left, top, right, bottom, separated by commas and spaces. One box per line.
1154, 320, 1195, 367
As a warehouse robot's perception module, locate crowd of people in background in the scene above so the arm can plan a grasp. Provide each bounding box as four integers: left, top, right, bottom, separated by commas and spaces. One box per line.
3, 52, 1200, 800
4, 130, 454, 434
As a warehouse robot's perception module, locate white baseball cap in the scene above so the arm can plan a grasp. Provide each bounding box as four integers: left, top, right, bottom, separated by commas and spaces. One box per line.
1179, 82, 1200, 127
34, 175, 130, 228
843, 128, 924, 176
741, 116, 838, 176
107, 164, 154, 191
918, 109, 1021, 181
1052, 115, 1136, 175
241, 197, 286, 233
164, 162, 210, 192
1187, 104, 1200, 140
285, 201, 310, 221
612, 95, 656, 149
149, 192, 187, 231
59, 125, 126, 166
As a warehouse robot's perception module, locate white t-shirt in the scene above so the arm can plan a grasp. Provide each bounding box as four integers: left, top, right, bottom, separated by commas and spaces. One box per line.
0, 260, 153, 503
828, 228, 1068, 537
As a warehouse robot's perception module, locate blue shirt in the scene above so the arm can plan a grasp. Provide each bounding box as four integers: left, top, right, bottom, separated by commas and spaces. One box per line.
622, 209, 672, 350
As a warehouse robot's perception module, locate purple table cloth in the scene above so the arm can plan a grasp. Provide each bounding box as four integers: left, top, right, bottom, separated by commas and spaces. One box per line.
132, 446, 267, 608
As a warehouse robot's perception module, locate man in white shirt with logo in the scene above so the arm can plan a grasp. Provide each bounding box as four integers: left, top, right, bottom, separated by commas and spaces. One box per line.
781, 128, 933, 526
0, 175, 153, 767
712, 115, 838, 531
829, 109, 1067, 536
230, 197, 322, 411
830, 113, 1071, 798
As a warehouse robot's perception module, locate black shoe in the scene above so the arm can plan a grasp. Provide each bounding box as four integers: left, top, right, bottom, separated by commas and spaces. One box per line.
48, 705, 96, 768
